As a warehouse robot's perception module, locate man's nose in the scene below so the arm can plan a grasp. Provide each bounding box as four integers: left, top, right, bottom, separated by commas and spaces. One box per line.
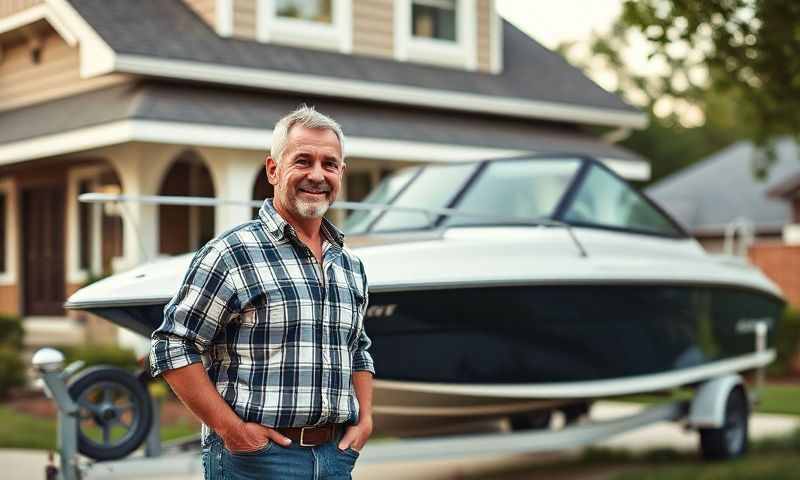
307, 161, 325, 182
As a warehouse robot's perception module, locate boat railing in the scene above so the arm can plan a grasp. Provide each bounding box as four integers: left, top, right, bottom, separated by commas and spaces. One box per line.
723, 217, 755, 257
78, 193, 589, 258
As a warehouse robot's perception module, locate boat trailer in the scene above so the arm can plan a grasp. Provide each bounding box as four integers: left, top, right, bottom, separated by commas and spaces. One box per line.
32, 322, 769, 480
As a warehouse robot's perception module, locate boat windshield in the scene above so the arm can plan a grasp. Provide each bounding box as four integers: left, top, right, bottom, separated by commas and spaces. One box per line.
563, 164, 682, 236
343, 158, 579, 233
444, 159, 581, 227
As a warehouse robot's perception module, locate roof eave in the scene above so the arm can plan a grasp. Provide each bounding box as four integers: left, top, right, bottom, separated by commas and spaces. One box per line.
110, 53, 647, 130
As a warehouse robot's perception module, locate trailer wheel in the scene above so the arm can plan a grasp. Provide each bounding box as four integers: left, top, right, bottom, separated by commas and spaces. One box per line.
510, 411, 552, 430
68, 366, 153, 461
699, 386, 749, 460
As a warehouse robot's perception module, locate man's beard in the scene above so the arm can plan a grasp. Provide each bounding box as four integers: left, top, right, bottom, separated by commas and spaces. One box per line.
290, 180, 332, 219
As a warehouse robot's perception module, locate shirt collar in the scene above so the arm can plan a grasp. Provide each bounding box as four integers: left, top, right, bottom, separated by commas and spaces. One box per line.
258, 198, 344, 247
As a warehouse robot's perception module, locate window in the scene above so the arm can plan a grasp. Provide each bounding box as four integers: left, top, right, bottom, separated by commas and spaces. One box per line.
412, 0, 456, 41
344, 167, 419, 234
446, 159, 582, 226
369, 163, 478, 232
257, 0, 352, 53
276, 0, 332, 23
78, 180, 93, 271
564, 165, 681, 236
395, 0, 477, 69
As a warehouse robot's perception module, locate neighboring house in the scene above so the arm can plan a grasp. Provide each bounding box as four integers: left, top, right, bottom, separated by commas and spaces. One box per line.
646, 138, 799, 252
750, 170, 800, 308
647, 137, 800, 307
0, 0, 646, 341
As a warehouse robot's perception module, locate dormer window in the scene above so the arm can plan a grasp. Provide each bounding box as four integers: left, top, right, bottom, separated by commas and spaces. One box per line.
395, 0, 477, 70
257, 0, 352, 53
412, 0, 456, 41
276, 0, 333, 24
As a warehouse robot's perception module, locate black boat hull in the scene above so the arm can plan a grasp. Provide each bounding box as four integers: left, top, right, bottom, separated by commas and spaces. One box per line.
85, 284, 783, 386
364, 284, 783, 384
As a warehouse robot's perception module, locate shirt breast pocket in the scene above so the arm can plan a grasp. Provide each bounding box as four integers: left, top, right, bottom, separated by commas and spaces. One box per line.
239, 286, 288, 327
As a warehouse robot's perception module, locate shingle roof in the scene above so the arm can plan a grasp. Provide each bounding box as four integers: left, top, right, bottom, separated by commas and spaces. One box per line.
65, 0, 639, 115
646, 138, 799, 234
0, 82, 645, 163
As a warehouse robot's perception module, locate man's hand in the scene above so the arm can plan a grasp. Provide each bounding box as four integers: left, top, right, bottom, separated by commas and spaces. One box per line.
220, 420, 293, 453
337, 416, 373, 452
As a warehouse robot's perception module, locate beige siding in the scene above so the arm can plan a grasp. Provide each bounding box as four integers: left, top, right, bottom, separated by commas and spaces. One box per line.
476, 0, 491, 72
353, 0, 393, 58
233, 0, 257, 39
0, 0, 41, 19
0, 32, 131, 113
182, 0, 217, 29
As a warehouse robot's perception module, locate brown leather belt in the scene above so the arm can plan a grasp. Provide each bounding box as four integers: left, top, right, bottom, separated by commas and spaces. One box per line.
275, 424, 338, 447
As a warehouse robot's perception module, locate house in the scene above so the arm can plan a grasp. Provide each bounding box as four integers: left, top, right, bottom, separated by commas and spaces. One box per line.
0, 0, 646, 343
647, 137, 800, 307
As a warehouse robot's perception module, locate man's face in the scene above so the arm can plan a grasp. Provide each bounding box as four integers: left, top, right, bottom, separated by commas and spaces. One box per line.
267, 125, 344, 220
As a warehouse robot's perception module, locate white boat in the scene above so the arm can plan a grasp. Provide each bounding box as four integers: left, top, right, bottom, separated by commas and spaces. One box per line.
66, 154, 785, 435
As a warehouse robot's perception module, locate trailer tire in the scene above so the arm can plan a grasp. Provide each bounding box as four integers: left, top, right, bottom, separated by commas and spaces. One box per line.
510, 411, 552, 431
699, 386, 749, 460
68, 366, 153, 461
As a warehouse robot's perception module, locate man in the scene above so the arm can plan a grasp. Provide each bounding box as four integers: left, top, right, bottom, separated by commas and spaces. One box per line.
149, 106, 374, 479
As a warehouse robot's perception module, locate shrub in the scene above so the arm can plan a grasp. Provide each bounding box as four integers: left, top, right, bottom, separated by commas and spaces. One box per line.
0, 347, 26, 398
63, 345, 139, 372
769, 308, 800, 378
0, 315, 23, 350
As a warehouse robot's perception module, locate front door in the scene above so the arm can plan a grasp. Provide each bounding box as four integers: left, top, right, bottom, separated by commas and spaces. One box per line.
22, 184, 66, 316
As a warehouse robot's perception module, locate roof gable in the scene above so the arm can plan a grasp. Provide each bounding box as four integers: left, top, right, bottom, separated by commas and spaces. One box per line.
647, 138, 799, 233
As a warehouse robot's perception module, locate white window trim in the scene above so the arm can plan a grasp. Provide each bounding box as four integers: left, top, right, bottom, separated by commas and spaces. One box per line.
256, 0, 352, 53
216, 0, 234, 37
0, 179, 16, 285
395, 0, 477, 70
489, 0, 502, 74
66, 166, 111, 285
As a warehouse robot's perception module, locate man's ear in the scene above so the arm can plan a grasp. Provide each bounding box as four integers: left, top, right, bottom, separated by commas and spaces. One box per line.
266, 156, 278, 186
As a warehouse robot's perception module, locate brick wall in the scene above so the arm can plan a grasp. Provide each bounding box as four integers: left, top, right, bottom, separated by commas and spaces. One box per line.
749, 244, 800, 308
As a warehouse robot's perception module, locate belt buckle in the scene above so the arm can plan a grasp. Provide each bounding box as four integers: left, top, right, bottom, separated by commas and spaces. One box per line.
299, 426, 314, 447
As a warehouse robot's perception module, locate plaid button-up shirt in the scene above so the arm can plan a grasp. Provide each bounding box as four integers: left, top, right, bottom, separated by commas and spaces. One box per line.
150, 199, 374, 429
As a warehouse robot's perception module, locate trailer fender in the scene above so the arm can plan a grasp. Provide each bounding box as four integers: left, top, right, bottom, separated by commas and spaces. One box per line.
687, 374, 745, 429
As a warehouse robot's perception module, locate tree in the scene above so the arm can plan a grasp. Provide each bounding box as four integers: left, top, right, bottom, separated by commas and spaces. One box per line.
559, 0, 799, 183
619, 0, 800, 167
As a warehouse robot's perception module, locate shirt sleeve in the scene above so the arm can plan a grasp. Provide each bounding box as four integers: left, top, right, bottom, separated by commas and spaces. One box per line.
352, 260, 375, 375
149, 244, 239, 378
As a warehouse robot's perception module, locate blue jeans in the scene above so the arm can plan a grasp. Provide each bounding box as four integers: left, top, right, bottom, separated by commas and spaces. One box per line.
202, 430, 360, 479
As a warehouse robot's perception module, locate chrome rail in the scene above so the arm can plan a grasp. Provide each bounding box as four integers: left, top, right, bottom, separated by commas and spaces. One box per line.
78, 193, 589, 258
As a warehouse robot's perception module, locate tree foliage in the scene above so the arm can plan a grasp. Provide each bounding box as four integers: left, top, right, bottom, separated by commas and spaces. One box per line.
620, 0, 800, 157
561, 0, 800, 182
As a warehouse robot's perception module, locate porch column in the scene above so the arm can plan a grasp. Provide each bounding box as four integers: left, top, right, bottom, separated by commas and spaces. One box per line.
108, 145, 176, 270
205, 150, 263, 233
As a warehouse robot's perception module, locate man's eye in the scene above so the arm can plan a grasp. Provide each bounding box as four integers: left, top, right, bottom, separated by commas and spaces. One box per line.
295, 158, 309, 166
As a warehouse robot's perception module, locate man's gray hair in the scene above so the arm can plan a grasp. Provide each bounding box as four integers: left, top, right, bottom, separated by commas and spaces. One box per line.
271, 105, 346, 163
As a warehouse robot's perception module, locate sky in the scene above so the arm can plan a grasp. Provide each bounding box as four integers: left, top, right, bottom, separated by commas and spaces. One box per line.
495, 0, 623, 50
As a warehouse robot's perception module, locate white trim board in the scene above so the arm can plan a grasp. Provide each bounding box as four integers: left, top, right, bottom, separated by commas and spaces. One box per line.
0, 120, 649, 178
112, 55, 647, 129
0, 119, 650, 179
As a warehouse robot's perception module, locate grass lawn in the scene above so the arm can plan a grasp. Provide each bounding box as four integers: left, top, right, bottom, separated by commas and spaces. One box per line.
610, 453, 800, 480
618, 383, 800, 416
607, 431, 800, 480
0, 405, 199, 451
487, 429, 800, 479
